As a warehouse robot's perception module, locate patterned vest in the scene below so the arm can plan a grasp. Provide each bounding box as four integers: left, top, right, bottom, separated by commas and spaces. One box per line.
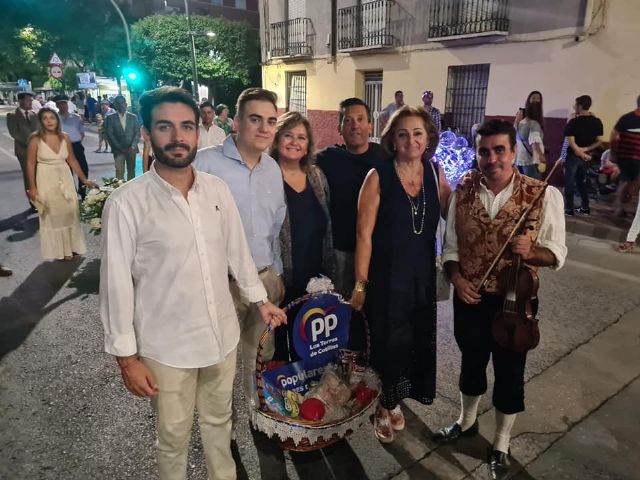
455, 168, 545, 294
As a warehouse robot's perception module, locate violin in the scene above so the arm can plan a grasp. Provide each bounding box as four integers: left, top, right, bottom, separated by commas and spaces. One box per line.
476, 160, 563, 353
491, 233, 540, 352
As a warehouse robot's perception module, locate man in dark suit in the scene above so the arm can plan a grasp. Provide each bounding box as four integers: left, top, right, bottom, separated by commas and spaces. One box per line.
7, 92, 39, 209
103, 95, 141, 180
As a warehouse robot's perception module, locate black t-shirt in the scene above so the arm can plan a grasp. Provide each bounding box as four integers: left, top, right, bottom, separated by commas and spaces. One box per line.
316, 142, 387, 252
564, 115, 603, 154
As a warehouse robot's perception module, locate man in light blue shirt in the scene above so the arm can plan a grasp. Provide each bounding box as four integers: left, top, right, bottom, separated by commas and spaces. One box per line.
55, 95, 89, 199
194, 88, 286, 406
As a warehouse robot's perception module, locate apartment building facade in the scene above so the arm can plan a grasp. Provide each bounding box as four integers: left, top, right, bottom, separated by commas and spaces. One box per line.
259, 0, 639, 156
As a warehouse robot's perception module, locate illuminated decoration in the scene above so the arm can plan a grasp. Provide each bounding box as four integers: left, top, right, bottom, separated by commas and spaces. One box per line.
434, 130, 475, 183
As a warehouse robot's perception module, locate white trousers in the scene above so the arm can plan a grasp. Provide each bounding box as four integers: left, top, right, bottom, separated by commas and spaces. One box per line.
142, 349, 237, 480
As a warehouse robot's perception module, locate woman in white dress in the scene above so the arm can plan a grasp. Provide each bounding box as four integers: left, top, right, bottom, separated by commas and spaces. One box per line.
26, 108, 97, 260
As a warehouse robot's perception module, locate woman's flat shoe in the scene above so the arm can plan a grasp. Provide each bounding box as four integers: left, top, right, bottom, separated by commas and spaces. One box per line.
374, 409, 394, 443
617, 241, 635, 253
389, 405, 405, 431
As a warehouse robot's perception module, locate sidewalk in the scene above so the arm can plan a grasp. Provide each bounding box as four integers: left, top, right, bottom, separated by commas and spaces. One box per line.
397, 300, 640, 479
564, 191, 635, 244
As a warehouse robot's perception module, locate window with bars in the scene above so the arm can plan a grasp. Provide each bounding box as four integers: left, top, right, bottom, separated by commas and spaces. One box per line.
286, 71, 307, 115
363, 71, 383, 141
444, 64, 490, 140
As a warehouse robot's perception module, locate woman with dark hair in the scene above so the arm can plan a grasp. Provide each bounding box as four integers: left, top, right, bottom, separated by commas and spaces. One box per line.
515, 90, 544, 126
214, 103, 234, 135
515, 101, 546, 178
25, 108, 97, 260
269, 111, 335, 359
351, 106, 450, 443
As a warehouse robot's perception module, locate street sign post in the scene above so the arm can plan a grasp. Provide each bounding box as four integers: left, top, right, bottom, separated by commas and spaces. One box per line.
49, 53, 63, 66
49, 52, 64, 81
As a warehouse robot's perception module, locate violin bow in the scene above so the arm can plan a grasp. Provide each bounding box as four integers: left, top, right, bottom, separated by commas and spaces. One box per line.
476, 159, 563, 292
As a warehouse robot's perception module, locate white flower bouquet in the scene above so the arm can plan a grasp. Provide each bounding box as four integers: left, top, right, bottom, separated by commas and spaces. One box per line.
80, 178, 125, 234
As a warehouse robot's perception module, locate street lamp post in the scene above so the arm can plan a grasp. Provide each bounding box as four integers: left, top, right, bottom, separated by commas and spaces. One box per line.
184, 0, 200, 101
108, 0, 132, 95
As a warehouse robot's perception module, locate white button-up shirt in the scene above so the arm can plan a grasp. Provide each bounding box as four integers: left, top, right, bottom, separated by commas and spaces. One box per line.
198, 123, 227, 150
443, 173, 567, 269
100, 165, 267, 368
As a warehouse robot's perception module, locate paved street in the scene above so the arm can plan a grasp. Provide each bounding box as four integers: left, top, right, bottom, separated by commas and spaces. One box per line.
1, 109, 640, 480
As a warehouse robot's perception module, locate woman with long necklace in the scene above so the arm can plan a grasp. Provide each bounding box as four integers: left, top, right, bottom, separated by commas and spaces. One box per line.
351, 106, 450, 443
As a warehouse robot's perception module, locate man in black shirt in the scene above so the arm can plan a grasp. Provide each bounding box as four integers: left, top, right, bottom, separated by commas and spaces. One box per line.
564, 95, 603, 215
316, 98, 387, 295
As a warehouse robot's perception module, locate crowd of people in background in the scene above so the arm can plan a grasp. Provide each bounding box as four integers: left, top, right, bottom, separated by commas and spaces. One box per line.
2, 82, 639, 480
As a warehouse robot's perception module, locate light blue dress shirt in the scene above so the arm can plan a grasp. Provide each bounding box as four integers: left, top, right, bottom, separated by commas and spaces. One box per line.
60, 112, 85, 143
194, 135, 286, 274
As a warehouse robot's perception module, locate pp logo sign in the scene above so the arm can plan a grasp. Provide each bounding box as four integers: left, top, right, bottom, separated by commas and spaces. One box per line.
292, 293, 351, 366
300, 308, 338, 343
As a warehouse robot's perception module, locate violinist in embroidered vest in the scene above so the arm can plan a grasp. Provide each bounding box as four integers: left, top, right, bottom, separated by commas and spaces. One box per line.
433, 119, 567, 480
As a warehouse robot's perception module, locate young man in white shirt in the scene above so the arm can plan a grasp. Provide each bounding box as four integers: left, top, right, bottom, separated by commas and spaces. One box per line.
100, 86, 286, 480
198, 101, 226, 149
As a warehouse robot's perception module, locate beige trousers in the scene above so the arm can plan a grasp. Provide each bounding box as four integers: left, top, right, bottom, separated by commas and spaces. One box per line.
229, 267, 284, 407
142, 349, 237, 480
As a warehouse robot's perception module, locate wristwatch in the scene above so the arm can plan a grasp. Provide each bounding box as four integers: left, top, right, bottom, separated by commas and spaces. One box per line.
254, 297, 269, 307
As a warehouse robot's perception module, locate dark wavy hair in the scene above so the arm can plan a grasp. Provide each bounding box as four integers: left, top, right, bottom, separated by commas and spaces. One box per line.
139, 86, 199, 129
380, 106, 439, 160
269, 111, 316, 173
525, 101, 544, 131
525, 90, 544, 130
475, 119, 517, 150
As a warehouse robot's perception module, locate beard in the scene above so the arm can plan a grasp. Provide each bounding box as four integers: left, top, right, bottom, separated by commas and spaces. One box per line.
152, 141, 197, 169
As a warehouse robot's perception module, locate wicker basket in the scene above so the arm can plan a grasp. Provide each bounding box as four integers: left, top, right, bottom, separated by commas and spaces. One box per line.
251, 292, 380, 452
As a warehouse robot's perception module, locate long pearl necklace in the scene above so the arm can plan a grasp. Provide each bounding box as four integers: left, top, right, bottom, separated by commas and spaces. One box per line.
394, 160, 426, 235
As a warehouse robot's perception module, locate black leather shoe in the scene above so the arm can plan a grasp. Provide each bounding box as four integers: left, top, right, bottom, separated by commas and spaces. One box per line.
487, 449, 511, 480
0, 265, 13, 277
432, 419, 479, 443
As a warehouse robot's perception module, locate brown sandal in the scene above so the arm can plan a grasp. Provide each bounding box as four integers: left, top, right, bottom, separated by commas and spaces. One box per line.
617, 241, 635, 253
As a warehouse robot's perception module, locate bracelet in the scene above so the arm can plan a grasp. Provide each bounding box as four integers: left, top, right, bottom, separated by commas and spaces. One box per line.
354, 279, 368, 293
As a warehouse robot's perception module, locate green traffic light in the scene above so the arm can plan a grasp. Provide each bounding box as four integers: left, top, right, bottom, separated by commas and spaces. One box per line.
127, 72, 137, 81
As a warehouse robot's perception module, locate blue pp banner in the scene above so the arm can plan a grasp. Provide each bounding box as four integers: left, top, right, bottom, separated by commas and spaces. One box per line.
292, 293, 351, 366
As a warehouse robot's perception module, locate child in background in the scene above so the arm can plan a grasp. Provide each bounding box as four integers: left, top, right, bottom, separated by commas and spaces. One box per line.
94, 113, 109, 153
600, 149, 620, 183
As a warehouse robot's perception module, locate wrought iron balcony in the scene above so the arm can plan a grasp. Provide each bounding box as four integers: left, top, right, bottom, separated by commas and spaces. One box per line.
338, 0, 394, 51
269, 18, 314, 59
428, 0, 509, 41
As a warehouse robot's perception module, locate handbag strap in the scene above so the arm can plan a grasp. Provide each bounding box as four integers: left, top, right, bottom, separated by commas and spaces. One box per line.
516, 124, 534, 156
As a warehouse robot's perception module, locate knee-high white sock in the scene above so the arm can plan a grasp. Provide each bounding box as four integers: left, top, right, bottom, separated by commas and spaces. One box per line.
493, 410, 517, 453
456, 393, 481, 430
